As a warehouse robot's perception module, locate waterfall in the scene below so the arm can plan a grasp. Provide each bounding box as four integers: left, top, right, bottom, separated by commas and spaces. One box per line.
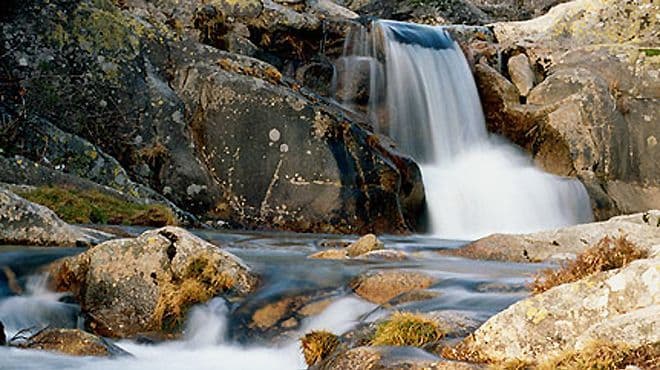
336, 20, 593, 239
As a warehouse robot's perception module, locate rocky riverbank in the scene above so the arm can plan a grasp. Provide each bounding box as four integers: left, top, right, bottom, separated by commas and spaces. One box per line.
0, 187, 658, 369
1, 0, 657, 232
0, 0, 658, 368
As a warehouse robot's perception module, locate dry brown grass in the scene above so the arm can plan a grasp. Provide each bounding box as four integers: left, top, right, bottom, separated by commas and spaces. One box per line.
530, 236, 647, 294
474, 341, 660, 370
153, 255, 234, 330
536, 341, 659, 370
370, 312, 444, 347
300, 330, 341, 366
440, 336, 489, 363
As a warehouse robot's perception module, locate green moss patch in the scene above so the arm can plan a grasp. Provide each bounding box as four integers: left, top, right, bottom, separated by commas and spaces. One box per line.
641, 48, 660, 57
16, 186, 176, 226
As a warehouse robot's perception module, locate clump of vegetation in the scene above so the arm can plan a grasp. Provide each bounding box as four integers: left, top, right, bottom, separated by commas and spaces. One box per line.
536, 341, 659, 370
492, 341, 660, 370
440, 336, 488, 363
17, 186, 176, 226
445, 340, 659, 370
370, 312, 444, 347
641, 48, 660, 57
530, 236, 647, 294
300, 330, 341, 366
153, 255, 234, 330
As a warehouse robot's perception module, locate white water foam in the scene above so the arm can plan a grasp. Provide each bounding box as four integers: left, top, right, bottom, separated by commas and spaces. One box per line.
0, 293, 376, 370
337, 20, 593, 239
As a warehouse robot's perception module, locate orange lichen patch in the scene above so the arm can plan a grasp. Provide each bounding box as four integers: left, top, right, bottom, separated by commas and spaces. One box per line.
530, 236, 647, 294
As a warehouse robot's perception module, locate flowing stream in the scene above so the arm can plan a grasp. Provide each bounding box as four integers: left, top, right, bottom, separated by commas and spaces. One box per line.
336, 20, 593, 239
0, 19, 597, 370
0, 231, 543, 369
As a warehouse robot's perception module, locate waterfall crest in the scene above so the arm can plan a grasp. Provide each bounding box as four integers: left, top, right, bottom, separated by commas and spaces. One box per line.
336, 20, 593, 239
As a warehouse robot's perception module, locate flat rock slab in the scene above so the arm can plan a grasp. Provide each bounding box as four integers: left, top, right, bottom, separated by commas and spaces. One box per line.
445, 210, 660, 262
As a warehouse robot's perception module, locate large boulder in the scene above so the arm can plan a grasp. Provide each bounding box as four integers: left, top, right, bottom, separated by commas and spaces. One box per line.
171, 45, 424, 234
460, 252, 660, 362
0, 0, 424, 234
449, 210, 660, 263
0, 188, 111, 246
472, 0, 660, 220
50, 226, 258, 338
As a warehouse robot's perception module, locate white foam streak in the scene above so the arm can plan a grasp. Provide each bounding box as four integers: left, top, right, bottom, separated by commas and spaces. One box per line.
0, 295, 375, 370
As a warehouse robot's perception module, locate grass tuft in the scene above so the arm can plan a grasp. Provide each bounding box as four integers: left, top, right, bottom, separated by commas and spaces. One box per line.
370, 312, 444, 347
153, 255, 234, 330
16, 186, 176, 226
536, 340, 660, 370
530, 236, 647, 294
300, 330, 340, 366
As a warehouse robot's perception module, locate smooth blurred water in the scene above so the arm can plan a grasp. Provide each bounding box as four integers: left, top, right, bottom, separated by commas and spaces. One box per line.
0, 230, 545, 369
337, 20, 593, 239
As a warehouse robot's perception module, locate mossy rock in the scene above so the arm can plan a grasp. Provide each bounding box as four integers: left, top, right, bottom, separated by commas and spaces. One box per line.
16, 186, 177, 226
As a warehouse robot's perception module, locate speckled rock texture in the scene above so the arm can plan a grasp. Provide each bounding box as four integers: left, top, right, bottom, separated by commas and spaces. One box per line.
0, 188, 111, 246
0, 0, 424, 234
471, 0, 660, 220
50, 226, 258, 338
462, 253, 660, 362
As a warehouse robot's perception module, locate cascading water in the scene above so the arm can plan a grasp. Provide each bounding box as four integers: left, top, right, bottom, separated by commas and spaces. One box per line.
336, 20, 593, 239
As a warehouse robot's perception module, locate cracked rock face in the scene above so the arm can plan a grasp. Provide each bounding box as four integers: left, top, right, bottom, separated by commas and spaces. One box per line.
471, 0, 660, 220
50, 226, 258, 338
0, 188, 110, 247
0, 0, 424, 234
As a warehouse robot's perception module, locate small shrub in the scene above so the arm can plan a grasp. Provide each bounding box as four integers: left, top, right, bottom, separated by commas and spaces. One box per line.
300, 330, 340, 366
17, 186, 176, 226
530, 236, 647, 294
370, 312, 444, 347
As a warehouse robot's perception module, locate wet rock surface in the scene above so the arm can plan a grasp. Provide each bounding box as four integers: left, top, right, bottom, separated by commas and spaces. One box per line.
0, 188, 112, 247
350, 270, 435, 304
50, 226, 258, 338
17, 328, 128, 357
309, 233, 388, 260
